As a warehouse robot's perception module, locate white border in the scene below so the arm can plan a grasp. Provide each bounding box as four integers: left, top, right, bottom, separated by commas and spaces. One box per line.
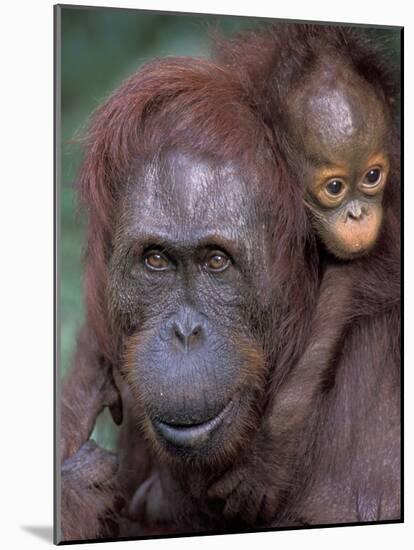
1, 1, 411, 548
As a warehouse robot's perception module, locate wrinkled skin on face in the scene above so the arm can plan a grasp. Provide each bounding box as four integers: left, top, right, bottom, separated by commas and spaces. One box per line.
109, 151, 273, 466
287, 59, 390, 259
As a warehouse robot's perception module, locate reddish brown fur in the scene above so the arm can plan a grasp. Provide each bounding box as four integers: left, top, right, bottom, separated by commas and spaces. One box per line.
61, 326, 122, 462
207, 23, 400, 525
60, 25, 400, 541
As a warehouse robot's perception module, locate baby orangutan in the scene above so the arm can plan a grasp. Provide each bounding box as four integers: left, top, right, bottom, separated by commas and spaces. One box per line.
287, 57, 391, 259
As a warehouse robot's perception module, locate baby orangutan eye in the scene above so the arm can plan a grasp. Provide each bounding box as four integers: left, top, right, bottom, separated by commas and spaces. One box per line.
315, 178, 347, 208
144, 251, 170, 271
325, 180, 344, 196
363, 168, 382, 186
204, 251, 231, 272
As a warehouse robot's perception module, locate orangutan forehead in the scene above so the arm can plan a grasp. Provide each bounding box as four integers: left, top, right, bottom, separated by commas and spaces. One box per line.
287, 61, 388, 155
120, 150, 264, 245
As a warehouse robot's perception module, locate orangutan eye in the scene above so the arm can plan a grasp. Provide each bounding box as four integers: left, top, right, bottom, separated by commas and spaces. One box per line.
363, 168, 382, 186
325, 180, 344, 196
204, 251, 231, 272
144, 251, 170, 271
315, 178, 348, 209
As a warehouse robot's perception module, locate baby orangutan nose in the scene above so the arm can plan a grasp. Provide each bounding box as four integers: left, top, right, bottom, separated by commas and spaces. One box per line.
346, 201, 366, 221
170, 309, 205, 352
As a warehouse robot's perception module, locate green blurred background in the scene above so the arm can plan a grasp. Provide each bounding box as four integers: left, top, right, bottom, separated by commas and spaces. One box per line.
59, 6, 401, 449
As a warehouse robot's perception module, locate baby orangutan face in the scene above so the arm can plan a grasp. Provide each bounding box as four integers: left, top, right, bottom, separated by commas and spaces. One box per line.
305, 144, 389, 260
288, 59, 390, 259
